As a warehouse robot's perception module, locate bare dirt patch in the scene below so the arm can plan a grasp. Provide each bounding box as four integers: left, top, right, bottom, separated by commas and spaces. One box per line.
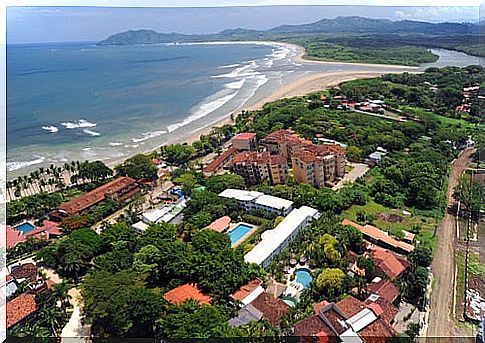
379, 213, 405, 223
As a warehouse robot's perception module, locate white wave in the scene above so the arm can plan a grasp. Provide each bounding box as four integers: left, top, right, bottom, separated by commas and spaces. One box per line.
131, 130, 167, 143
83, 129, 101, 136
167, 91, 238, 133
7, 156, 45, 172
82, 147, 91, 152
61, 119, 97, 129
42, 125, 59, 133
131, 144, 140, 148
225, 79, 246, 90
212, 61, 259, 79
268, 47, 291, 61
109, 142, 123, 146
219, 63, 240, 69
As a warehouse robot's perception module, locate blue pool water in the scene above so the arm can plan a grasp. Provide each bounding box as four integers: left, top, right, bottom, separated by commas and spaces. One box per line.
295, 268, 313, 288
14, 222, 36, 233
227, 224, 253, 245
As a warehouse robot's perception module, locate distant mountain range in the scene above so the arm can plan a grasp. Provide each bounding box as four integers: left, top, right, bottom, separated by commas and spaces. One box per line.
98, 16, 480, 45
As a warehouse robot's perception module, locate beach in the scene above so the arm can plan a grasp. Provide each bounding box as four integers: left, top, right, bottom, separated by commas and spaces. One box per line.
6, 41, 480, 179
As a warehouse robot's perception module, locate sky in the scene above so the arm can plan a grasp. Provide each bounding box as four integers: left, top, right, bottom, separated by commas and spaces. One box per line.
6, 4, 482, 43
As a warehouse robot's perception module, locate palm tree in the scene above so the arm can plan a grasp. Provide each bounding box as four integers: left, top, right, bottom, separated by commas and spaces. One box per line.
40, 305, 64, 335
61, 255, 86, 284
51, 281, 72, 313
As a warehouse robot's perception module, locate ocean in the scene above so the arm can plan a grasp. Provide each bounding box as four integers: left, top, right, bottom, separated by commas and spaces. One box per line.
6, 42, 481, 178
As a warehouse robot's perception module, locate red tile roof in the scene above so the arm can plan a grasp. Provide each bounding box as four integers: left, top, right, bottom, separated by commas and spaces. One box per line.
207, 216, 232, 233
358, 317, 396, 341
293, 314, 333, 337
365, 296, 398, 324
6, 293, 38, 329
203, 147, 237, 174
250, 292, 289, 327
232, 132, 256, 141
163, 283, 212, 305
232, 151, 287, 166
59, 177, 138, 215
313, 300, 330, 314
367, 279, 400, 303
370, 247, 410, 279
341, 219, 414, 254
6, 226, 25, 249
10, 263, 37, 282
230, 278, 262, 302
336, 295, 367, 318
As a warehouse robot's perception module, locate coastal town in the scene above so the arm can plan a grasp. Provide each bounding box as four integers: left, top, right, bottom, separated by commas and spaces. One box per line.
3, 61, 484, 342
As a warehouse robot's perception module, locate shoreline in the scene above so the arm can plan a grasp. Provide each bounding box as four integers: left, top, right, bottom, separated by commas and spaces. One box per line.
8, 41, 423, 177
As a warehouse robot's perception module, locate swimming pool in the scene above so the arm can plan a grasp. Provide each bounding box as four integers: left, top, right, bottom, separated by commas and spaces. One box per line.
227, 223, 253, 245
14, 222, 36, 234
294, 268, 313, 288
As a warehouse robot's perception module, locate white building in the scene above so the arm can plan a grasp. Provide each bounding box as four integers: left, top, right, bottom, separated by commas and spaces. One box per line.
244, 206, 320, 268
218, 189, 293, 216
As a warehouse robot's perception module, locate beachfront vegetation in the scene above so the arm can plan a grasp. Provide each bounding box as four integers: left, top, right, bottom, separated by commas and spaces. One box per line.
115, 154, 158, 180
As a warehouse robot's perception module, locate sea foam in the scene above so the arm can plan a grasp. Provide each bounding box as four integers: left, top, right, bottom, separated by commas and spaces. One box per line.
61, 119, 97, 129
7, 156, 46, 172
131, 130, 167, 143
42, 125, 59, 133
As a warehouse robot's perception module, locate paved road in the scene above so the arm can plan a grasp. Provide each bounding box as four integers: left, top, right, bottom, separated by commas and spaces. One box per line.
426, 148, 475, 339
333, 162, 369, 190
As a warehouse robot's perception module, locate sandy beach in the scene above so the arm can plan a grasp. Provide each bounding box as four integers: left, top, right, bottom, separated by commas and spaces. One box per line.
178, 42, 419, 147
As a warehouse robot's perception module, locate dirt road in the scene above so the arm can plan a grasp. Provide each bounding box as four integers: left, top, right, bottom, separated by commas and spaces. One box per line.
426, 148, 475, 338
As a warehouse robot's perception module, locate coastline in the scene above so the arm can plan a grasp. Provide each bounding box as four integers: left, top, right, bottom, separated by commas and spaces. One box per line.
8, 41, 423, 176
157, 41, 418, 152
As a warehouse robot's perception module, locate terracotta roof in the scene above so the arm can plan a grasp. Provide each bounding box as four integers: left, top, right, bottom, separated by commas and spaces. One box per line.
203, 147, 237, 174
293, 314, 333, 337
341, 219, 414, 254
358, 317, 396, 341
336, 295, 367, 318
365, 296, 398, 324
10, 263, 37, 282
6, 293, 38, 329
59, 177, 137, 215
313, 300, 330, 315
163, 283, 212, 305
250, 292, 289, 327
230, 278, 262, 302
367, 279, 401, 303
370, 247, 410, 279
207, 216, 231, 233
232, 132, 256, 141
6, 226, 25, 249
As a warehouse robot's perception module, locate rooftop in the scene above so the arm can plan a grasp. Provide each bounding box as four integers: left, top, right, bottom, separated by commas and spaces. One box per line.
163, 283, 212, 305
370, 246, 410, 278
367, 279, 400, 303
230, 278, 263, 303
203, 147, 236, 174
244, 206, 319, 265
250, 292, 289, 327
59, 176, 137, 215
341, 219, 414, 253
10, 263, 37, 282
207, 216, 232, 233
219, 188, 262, 202
254, 194, 293, 212
6, 293, 38, 329
228, 304, 263, 328
6, 226, 25, 249
232, 132, 256, 141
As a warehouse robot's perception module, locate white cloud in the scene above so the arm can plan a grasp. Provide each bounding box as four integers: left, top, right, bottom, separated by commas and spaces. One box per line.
394, 6, 478, 22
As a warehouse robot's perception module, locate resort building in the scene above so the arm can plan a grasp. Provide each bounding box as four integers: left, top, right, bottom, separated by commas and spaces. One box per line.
231, 151, 289, 185
203, 147, 237, 177
228, 304, 263, 328
342, 219, 414, 254
260, 129, 346, 188
293, 295, 396, 342
218, 189, 294, 216
1, 275, 18, 298
291, 144, 346, 188
244, 206, 320, 267
260, 129, 312, 161
231, 132, 257, 151
51, 176, 141, 219
249, 292, 290, 327
230, 278, 265, 306
163, 283, 212, 305
367, 278, 401, 304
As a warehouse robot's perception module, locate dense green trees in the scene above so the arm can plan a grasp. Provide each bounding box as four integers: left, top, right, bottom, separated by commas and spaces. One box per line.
205, 174, 246, 194
7, 192, 63, 224
115, 154, 158, 180
82, 270, 164, 337
315, 268, 346, 300
161, 143, 196, 165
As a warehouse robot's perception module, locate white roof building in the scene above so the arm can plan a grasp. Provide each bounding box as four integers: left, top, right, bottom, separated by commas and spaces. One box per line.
132, 221, 150, 234
244, 206, 320, 267
219, 189, 294, 216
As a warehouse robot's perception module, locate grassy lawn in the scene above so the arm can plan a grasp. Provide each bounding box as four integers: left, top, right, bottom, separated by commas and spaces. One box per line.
342, 199, 437, 249
455, 252, 466, 320
399, 105, 477, 130
64, 187, 86, 200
